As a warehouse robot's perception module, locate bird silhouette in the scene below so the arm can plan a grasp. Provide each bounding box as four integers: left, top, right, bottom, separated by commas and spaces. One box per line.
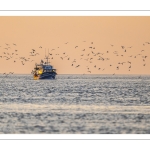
76, 65, 80, 68
145, 42, 150, 44
9, 72, 14, 74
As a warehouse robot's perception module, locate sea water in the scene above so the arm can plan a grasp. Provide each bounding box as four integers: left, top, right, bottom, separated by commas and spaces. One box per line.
0, 74, 150, 134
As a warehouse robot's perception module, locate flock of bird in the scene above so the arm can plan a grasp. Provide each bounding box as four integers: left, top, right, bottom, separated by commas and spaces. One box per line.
0, 40, 149, 77
45, 41, 149, 75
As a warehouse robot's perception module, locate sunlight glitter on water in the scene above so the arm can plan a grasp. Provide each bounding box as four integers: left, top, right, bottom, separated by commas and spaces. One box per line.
0, 74, 150, 133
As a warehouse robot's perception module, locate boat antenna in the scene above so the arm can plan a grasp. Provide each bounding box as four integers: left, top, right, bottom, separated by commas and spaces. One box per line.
44, 48, 50, 65
48, 49, 49, 64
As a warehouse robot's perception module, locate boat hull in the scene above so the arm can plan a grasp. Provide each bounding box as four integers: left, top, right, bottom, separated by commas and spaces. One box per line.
34, 72, 56, 80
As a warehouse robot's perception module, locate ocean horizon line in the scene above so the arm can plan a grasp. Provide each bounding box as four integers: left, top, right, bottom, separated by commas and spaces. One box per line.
1, 73, 150, 75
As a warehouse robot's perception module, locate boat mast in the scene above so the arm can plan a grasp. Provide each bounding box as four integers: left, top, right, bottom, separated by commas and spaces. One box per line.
45, 48, 50, 65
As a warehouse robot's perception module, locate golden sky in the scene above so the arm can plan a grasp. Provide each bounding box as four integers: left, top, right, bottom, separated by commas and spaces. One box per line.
0, 16, 150, 74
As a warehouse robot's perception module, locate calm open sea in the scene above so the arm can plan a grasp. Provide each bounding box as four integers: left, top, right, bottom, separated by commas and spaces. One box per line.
0, 74, 150, 134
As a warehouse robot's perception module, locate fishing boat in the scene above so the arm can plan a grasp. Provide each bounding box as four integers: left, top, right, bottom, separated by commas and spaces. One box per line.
32, 53, 57, 80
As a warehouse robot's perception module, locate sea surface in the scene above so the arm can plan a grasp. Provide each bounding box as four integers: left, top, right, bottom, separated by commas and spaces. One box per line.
0, 74, 150, 134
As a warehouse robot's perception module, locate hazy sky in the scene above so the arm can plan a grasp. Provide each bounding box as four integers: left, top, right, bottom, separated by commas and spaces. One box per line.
0, 16, 150, 74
